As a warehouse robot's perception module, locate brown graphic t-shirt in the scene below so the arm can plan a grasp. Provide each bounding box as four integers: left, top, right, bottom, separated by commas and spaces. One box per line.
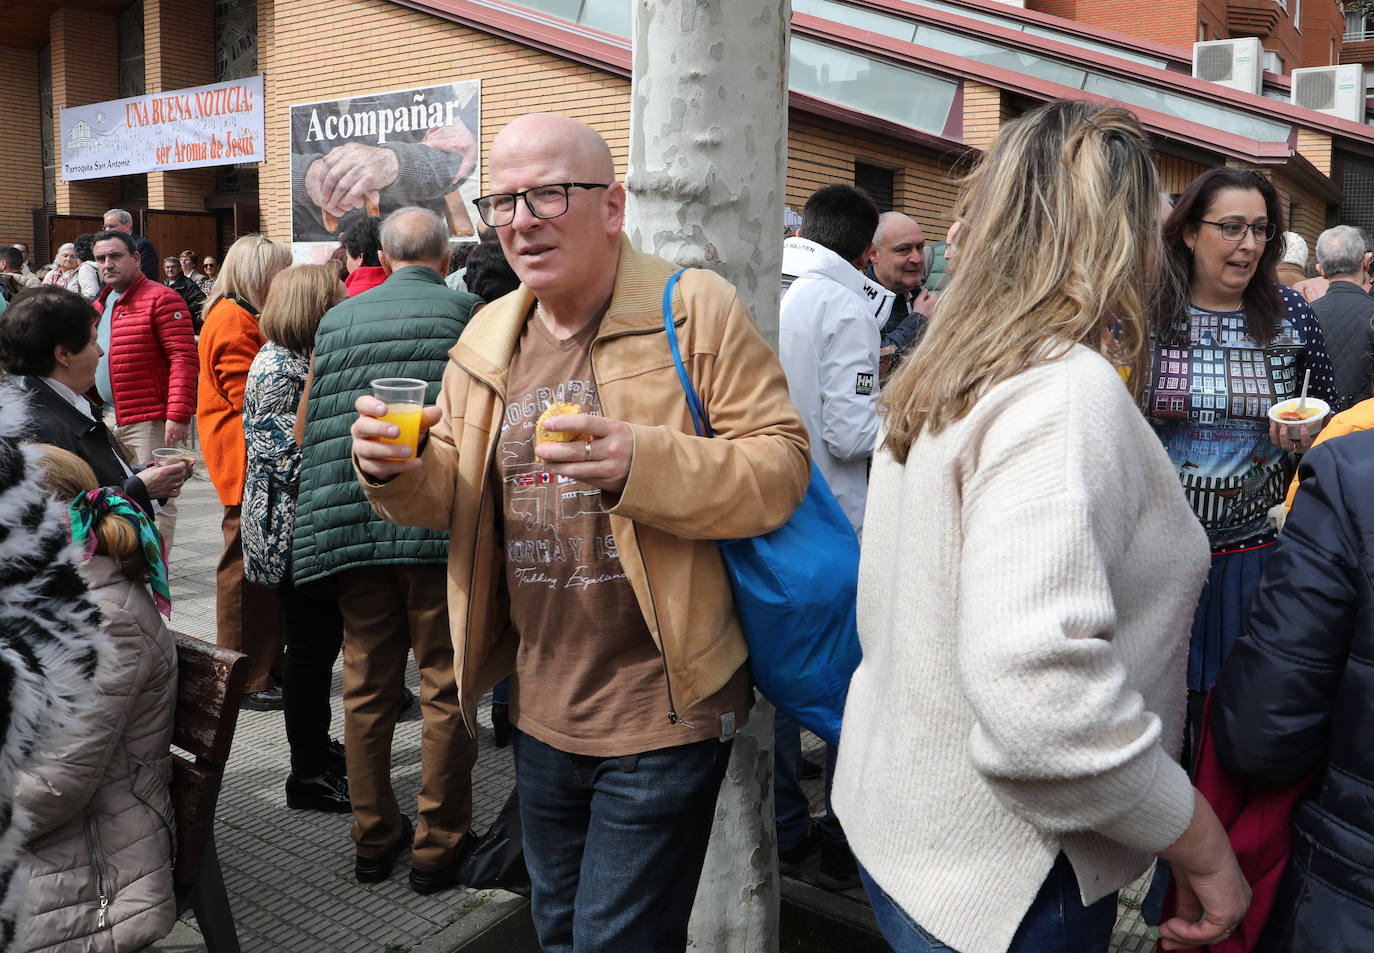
497, 309, 748, 756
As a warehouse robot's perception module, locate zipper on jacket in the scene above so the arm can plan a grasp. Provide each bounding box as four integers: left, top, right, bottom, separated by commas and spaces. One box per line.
83, 815, 110, 929
588, 343, 695, 730
637, 542, 694, 729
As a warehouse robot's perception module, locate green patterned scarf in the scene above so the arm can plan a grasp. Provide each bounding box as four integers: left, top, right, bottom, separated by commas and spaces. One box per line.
67, 489, 171, 617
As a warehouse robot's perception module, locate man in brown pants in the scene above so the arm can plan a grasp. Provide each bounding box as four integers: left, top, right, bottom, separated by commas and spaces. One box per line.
292, 208, 481, 893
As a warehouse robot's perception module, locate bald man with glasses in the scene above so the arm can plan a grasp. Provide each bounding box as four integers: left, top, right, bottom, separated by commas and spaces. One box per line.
351, 113, 809, 952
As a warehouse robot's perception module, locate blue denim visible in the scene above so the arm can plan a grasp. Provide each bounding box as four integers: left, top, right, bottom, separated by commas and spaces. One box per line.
513, 730, 732, 953
859, 853, 1117, 953
774, 711, 845, 849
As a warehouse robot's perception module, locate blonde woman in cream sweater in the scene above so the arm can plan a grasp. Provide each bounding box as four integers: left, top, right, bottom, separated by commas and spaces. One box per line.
831, 100, 1250, 953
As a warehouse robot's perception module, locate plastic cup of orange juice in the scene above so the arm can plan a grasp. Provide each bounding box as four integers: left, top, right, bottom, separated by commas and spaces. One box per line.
371, 378, 427, 460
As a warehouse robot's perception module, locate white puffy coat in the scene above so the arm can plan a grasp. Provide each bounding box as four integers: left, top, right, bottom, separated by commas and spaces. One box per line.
778, 237, 891, 535
18, 556, 177, 953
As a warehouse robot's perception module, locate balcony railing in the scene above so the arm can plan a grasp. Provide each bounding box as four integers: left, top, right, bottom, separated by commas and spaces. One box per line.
1347, 29, 1374, 43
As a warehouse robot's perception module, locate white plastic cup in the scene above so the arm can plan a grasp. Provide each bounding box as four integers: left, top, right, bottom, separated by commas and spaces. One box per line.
370, 378, 428, 459
1267, 396, 1331, 440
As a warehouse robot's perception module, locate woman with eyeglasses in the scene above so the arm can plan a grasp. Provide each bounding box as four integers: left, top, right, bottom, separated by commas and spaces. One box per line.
1143, 168, 1339, 751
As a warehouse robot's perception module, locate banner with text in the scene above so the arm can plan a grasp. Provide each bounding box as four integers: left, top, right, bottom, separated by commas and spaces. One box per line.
60, 75, 265, 182
289, 80, 480, 249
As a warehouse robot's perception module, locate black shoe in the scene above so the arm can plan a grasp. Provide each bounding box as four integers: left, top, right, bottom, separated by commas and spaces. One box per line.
355, 816, 414, 884
325, 738, 347, 775
800, 757, 823, 780
778, 822, 820, 876
491, 702, 511, 748
815, 839, 861, 892
408, 831, 481, 895
399, 687, 417, 714
285, 770, 351, 813
240, 685, 284, 711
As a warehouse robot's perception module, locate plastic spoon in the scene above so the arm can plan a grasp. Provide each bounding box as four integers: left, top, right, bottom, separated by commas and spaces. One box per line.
1298, 368, 1311, 416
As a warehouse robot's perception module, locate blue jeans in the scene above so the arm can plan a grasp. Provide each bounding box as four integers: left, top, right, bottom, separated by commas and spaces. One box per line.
774, 711, 845, 849
513, 730, 732, 953
859, 854, 1117, 953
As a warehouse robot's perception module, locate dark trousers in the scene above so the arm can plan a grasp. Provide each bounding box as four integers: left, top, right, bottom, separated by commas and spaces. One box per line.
513, 729, 732, 953
774, 711, 845, 849
336, 564, 476, 870
279, 575, 344, 778
216, 505, 284, 693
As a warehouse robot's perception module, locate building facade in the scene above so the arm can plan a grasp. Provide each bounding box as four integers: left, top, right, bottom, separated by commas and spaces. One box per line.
5, 0, 1374, 273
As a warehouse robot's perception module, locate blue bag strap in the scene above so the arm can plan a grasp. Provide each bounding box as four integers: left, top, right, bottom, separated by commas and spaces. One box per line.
661, 269, 714, 438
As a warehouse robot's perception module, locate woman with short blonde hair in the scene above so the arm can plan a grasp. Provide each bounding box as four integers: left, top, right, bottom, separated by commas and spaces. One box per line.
832, 100, 1250, 953
201, 233, 292, 325
197, 233, 293, 709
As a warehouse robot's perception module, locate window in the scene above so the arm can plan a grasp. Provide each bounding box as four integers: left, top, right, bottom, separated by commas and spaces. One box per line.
854, 162, 894, 211
1347, 12, 1374, 42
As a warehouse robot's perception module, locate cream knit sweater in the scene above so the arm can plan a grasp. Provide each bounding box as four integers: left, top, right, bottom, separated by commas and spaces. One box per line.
832, 345, 1210, 953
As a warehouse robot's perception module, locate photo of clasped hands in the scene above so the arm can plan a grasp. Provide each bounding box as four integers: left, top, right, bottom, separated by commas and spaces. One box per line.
351, 394, 635, 494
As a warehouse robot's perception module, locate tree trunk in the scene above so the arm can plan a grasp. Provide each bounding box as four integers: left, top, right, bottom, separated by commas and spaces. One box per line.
626, 2, 790, 950
626, 0, 791, 348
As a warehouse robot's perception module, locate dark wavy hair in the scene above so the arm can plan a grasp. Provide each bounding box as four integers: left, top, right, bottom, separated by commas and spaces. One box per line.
1154, 167, 1284, 345
0, 286, 96, 377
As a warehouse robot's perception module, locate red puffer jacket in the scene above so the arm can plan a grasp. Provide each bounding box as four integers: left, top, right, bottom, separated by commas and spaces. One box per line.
94, 273, 199, 426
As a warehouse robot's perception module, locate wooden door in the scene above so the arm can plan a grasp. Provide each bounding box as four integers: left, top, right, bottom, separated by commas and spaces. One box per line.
142, 210, 220, 271
49, 215, 105, 258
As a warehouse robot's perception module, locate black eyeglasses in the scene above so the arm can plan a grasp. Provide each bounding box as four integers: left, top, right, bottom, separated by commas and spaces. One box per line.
474, 183, 610, 227
1197, 220, 1278, 243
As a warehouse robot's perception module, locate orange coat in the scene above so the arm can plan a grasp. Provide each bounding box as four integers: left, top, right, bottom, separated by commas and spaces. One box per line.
1284, 397, 1374, 511
198, 297, 265, 506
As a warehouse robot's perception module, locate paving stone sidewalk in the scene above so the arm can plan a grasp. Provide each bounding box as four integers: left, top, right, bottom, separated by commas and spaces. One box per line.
150, 475, 1158, 953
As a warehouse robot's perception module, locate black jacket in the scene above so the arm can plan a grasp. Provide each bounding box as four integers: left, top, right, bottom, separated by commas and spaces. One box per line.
19, 378, 154, 515
1309, 280, 1374, 407
1211, 428, 1374, 952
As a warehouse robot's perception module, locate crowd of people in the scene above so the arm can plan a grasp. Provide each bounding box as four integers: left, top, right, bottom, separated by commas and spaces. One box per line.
0, 101, 1371, 953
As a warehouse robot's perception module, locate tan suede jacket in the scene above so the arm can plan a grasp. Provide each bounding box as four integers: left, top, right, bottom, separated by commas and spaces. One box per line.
362, 236, 810, 733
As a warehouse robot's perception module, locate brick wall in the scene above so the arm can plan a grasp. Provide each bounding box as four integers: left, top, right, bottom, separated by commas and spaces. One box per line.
1299, 0, 1346, 69
145, 0, 217, 210
786, 119, 960, 237
1028, 0, 1343, 74
261, 0, 960, 244
1158, 152, 1214, 195
259, 0, 632, 240
962, 82, 1002, 152
1297, 129, 1333, 177
0, 48, 44, 250
1029, 0, 1206, 50
51, 8, 122, 215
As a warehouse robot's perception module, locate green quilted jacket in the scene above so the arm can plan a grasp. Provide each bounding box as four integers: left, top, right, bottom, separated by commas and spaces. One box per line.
291, 266, 477, 586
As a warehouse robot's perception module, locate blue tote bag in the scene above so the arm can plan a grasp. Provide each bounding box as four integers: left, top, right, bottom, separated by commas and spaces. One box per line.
661, 269, 861, 745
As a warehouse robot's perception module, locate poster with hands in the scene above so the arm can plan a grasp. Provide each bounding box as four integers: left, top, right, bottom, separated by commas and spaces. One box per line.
290, 81, 480, 250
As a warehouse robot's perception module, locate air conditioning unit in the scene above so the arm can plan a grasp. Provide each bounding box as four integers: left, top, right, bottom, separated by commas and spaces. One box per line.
1291, 65, 1366, 122
1192, 37, 1264, 96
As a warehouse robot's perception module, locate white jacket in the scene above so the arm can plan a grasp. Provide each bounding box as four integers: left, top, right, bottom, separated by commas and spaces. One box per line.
778, 237, 891, 534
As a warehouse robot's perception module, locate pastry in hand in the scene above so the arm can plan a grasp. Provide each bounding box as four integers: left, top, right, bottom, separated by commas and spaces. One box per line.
535, 402, 584, 444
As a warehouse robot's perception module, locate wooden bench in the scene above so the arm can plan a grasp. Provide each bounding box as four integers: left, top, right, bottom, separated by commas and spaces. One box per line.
170, 631, 248, 953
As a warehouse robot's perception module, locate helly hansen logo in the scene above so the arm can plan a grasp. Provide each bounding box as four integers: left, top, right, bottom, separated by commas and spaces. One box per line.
856, 373, 874, 396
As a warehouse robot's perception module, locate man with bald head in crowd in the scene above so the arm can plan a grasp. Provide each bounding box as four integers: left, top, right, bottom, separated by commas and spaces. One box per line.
352, 114, 809, 951
867, 211, 937, 365
294, 206, 481, 894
